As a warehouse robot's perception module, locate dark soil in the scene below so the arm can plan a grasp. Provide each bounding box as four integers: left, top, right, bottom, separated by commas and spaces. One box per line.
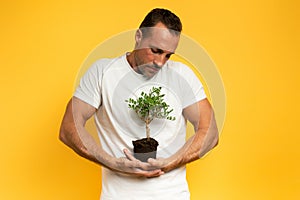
132, 137, 159, 162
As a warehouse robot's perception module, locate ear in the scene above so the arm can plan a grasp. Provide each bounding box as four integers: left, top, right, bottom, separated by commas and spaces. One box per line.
135, 29, 143, 47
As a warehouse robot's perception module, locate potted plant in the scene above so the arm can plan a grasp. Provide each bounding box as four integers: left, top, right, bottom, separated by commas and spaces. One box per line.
125, 86, 175, 162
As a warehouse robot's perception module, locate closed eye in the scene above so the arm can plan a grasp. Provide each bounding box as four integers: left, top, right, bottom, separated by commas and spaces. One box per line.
150, 47, 173, 59
150, 48, 163, 54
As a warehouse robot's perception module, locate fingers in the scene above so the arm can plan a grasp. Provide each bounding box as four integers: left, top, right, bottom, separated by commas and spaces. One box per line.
144, 170, 164, 178
123, 148, 136, 161
147, 157, 164, 167
123, 149, 147, 168
123, 149, 154, 170
121, 149, 164, 177
135, 168, 164, 178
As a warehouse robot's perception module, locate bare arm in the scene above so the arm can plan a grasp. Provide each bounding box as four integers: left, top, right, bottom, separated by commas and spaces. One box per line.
147, 98, 219, 172
59, 97, 163, 177
59, 97, 99, 163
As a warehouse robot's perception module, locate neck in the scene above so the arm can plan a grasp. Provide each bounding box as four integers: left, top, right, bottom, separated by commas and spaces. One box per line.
126, 51, 135, 67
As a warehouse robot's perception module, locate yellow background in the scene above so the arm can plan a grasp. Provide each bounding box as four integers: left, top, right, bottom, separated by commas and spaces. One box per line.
1, 0, 299, 199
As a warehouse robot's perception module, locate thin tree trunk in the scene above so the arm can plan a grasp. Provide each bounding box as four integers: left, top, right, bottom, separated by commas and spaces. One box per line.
146, 119, 150, 140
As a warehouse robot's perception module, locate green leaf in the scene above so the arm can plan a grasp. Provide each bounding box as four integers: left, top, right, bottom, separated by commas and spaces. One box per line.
125, 86, 176, 123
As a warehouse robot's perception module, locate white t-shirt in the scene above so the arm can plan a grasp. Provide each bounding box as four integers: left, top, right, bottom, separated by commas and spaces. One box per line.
74, 53, 206, 200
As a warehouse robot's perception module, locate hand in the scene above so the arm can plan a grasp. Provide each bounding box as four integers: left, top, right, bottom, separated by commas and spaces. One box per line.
147, 156, 177, 173
111, 149, 164, 178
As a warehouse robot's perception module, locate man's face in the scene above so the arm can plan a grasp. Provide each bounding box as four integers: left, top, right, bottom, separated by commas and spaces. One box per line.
133, 23, 180, 78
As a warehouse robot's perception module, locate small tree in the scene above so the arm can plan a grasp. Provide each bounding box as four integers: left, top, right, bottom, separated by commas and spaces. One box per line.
126, 86, 175, 140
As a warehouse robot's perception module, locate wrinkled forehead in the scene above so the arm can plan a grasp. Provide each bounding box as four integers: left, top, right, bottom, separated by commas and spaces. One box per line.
139, 27, 180, 52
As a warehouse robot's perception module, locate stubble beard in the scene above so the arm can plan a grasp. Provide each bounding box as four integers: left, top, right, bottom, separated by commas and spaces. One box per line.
133, 52, 158, 78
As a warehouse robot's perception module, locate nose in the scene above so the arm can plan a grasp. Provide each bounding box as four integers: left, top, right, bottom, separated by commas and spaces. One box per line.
153, 54, 166, 68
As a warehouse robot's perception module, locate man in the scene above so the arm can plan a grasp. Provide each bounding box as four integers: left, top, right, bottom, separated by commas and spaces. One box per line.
59, 8, 219, 200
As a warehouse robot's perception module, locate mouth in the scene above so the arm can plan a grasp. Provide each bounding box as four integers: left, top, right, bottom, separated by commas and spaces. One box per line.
137, 64, 160, 77
148, 67, 159, 73
147, 65, 160, 73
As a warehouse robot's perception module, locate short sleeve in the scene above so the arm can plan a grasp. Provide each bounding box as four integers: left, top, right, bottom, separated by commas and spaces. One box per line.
73, 59, 109, 109
178, 63, 207, 108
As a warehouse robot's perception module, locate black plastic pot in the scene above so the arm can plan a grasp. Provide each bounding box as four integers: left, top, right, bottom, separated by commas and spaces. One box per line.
132, 137, 159, 162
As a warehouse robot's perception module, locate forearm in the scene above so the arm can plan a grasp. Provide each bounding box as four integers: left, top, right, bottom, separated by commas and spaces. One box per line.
60, 122, 166, 177
59, 98, 164, 178
59, 121, 116, 170
59, 99, 118, 170
162, 114, 219, 172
